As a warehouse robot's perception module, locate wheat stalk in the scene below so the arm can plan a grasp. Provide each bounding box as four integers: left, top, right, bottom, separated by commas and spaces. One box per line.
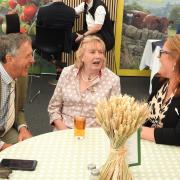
95, 94, 149, 180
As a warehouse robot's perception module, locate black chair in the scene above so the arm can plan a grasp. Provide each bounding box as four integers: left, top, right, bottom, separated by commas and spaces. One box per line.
5, 13, 20, 34
177, 23, 180, 34
152, 40, 164, 51
29, 25, 70, 102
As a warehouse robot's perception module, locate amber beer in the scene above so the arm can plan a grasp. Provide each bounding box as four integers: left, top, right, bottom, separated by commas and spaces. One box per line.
74, 116, 86, 138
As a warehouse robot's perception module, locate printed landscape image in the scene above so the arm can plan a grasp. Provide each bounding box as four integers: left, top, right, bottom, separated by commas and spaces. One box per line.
120, 0, 180, 69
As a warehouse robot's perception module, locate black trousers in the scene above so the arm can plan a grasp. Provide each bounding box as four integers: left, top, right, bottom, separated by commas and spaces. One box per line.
72, 30, 86, 51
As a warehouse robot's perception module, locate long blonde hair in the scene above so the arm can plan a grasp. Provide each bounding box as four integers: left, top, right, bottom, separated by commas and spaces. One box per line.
75, 35, 106, 69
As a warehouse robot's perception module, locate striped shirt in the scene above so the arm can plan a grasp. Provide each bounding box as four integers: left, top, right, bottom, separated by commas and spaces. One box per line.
0, 63, 15, 149
0, 63, 27, 149
0, 63, 14, 129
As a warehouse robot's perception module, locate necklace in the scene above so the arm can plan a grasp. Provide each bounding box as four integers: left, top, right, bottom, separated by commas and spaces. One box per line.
81, 72, 99, 82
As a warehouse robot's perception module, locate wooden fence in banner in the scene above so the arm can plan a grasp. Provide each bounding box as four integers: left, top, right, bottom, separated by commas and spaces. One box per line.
62, 0, 118, 71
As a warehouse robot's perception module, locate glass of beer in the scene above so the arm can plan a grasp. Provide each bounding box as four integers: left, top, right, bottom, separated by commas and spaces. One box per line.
74, 116, 86, 139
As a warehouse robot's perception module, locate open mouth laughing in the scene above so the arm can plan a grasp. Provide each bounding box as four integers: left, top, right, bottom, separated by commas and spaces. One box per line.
92, 60, 101, 65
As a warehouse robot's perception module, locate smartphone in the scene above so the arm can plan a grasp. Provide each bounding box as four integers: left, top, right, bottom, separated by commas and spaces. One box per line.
0, 159, 37, 171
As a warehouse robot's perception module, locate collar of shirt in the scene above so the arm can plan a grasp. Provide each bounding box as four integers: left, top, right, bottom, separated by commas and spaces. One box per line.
0, 63, 13, 85
74, 65, 104, 79
86, 0, 93, 10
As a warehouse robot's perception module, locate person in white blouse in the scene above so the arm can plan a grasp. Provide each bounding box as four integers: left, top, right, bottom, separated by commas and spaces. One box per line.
48, 35, 120, 130
72, 0, 114, 51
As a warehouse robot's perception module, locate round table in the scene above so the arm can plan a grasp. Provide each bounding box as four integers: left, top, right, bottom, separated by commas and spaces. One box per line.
0, 128, 180, 180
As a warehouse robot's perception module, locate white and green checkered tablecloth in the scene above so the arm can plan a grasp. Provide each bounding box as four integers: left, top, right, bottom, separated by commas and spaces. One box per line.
0, 128, 180, 180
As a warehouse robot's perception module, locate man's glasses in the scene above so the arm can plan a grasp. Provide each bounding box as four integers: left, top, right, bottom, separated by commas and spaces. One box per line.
159, 50, 171, 58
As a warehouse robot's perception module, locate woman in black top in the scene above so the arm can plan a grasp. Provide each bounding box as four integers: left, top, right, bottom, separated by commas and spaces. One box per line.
141, 35, 180, 146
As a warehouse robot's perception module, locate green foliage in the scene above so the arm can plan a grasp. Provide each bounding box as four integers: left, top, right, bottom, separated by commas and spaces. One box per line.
169, 6, 180, 29
125, 1, 149, 13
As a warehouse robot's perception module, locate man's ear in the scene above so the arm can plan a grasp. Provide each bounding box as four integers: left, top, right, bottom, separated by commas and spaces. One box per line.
5, 54, 13, 63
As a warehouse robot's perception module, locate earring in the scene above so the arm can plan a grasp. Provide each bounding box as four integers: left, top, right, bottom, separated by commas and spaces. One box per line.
172, 63, 176, 72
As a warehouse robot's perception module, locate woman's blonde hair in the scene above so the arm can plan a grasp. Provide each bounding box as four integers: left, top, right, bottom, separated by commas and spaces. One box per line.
75, 35, 106, 69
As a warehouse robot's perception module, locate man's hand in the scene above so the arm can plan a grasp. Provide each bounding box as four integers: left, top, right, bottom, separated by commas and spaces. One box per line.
1, 143, 12, 151
75, 33, 84, 42
18, 127, 32, 142
53, 119, 68, 130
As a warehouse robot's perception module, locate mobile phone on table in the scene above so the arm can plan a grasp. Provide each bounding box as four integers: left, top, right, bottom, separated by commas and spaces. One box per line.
0, 159, 37, 171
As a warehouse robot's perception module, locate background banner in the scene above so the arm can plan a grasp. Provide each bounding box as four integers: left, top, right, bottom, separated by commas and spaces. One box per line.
115, 0, 179, 76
